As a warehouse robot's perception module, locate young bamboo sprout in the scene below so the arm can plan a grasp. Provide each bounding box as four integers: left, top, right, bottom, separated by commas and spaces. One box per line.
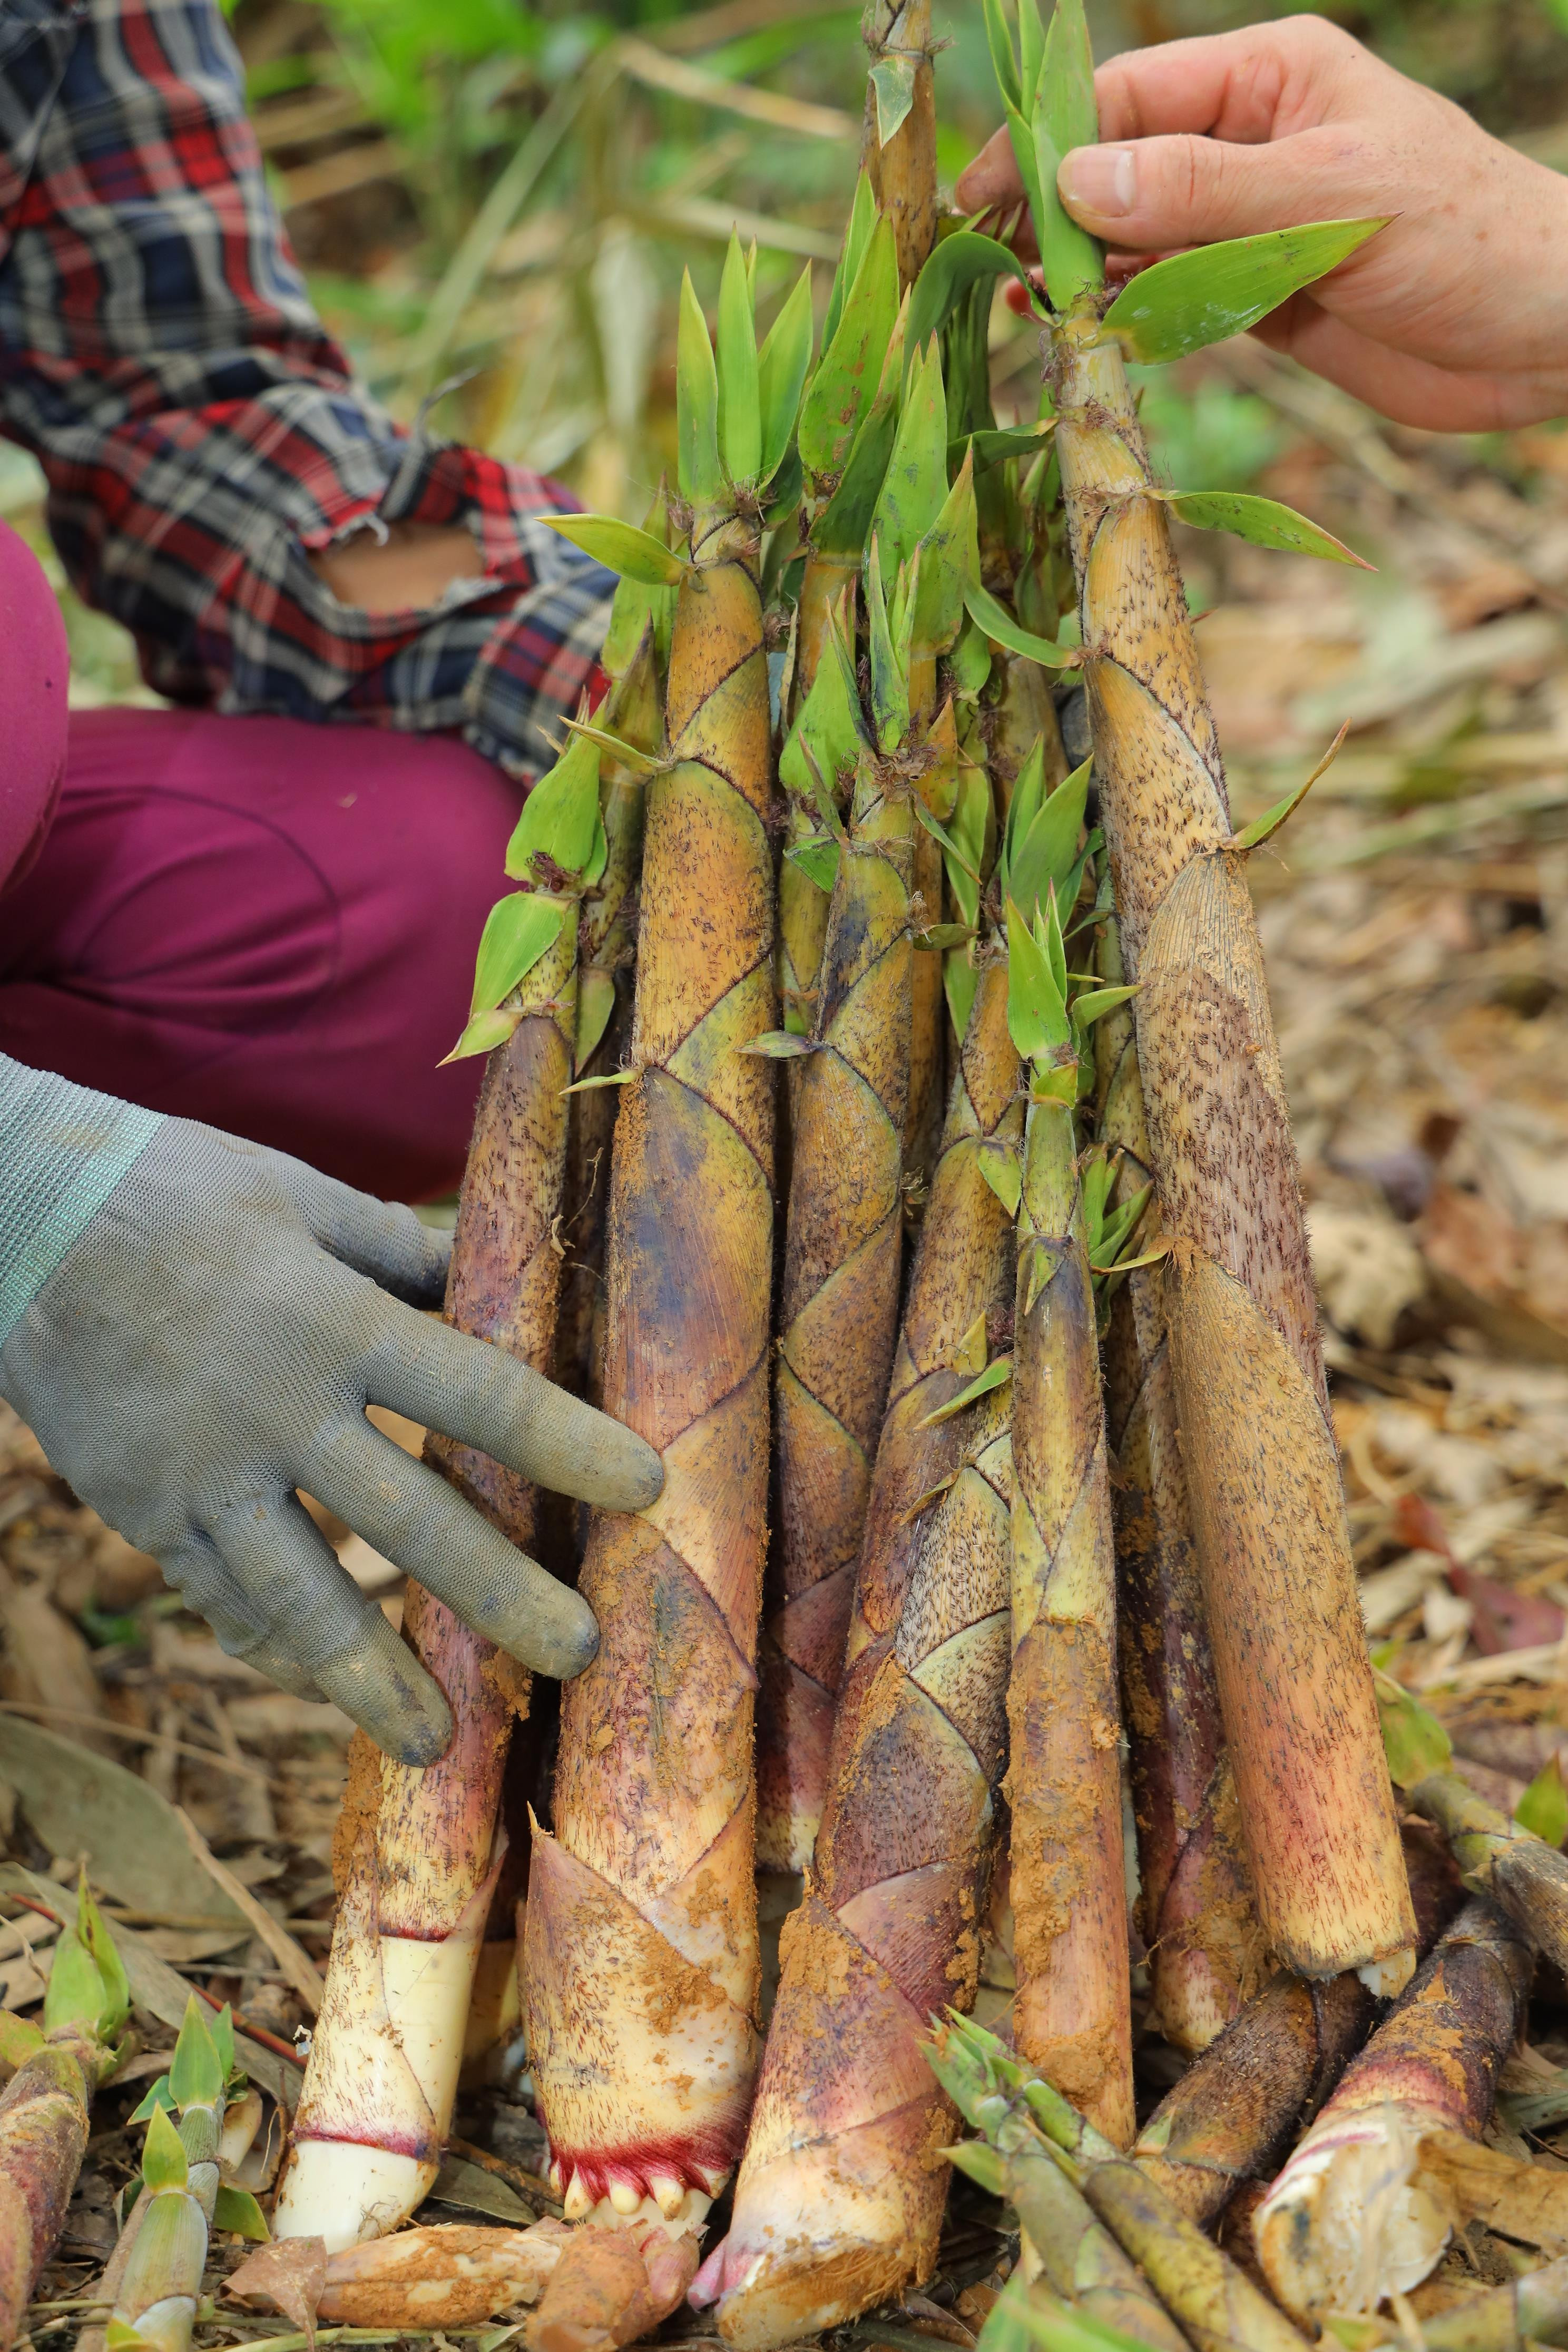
0, 1880, 129, 2352
1379, 1673, 1568, 1974
525, 238, 809, 2217
758, 347, 979, 1876
1132, 1820, 1464, 2228
931, 2014, 1312, 2352
1095, 914, 1263, 2053
1004, 873, 1135, 2144
1255, 1900, 1532, 2320
109, 1998, 263, 2352
978, 0, 1415, 1994
276, 711, 614, 2252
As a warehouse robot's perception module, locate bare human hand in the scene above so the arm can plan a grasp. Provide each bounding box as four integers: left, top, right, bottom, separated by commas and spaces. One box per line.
954, 14, 1568, 432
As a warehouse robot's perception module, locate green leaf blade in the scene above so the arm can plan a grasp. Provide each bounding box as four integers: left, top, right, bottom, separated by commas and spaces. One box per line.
504, 730, 603, 882
964, 581, 1080, 670
678, 270, 723, 509
467, 893, 567, 1021
757, 264, 814, 487
539, 515, 687, 589
1103, 218, 1389, 365
717, 232, 762, 486
799, 214, 899, 484
1169, 490, 1373, 569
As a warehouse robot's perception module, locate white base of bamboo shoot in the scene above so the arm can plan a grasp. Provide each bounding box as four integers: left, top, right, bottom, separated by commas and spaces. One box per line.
276, 2139, 439, 2255
1255, 2108, 1449, 2318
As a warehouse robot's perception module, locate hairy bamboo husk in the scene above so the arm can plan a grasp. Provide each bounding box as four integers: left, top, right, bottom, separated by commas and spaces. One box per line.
862, 0, 937, 292
757, 742, 915, 1874
1255, 1899, 1532, 2320
277, 892, 576, 2249
525, 517, 777, 2214
1051, 306, 1415, 1992
1007, 1017, 1132, 2146
1133, 1819, 1464, 2227
932, 2017, 1312, 2352
1095, 919, 1262, 2054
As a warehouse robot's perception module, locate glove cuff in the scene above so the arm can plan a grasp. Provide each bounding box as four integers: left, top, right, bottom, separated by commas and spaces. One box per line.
0, 1055, 164, 1348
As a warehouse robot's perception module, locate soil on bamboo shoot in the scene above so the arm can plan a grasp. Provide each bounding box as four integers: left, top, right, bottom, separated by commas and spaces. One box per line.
527, 538, 777, 2213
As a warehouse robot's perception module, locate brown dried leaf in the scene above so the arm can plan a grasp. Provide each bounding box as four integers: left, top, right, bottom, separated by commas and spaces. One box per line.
1419, 2129, 1568, 2252
227, 2233, 329, 2350
319, 2220, 570, 2328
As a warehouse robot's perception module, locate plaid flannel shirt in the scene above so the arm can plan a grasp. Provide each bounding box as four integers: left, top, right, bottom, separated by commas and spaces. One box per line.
0, 0, 613, 779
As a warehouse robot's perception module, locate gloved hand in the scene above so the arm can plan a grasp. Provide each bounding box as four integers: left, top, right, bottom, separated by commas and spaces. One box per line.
0, 1056, 662, 1765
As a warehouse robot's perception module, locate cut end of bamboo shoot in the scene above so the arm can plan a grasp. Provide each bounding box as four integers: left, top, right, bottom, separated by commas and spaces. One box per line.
1253, 2108, 1453, 2318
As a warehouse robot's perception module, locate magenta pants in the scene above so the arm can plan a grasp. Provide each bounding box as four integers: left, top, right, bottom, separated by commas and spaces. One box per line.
0, 523, 512, 1201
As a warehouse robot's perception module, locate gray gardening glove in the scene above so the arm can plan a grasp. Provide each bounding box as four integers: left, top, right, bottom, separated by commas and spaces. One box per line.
0, 1055, 662, 1765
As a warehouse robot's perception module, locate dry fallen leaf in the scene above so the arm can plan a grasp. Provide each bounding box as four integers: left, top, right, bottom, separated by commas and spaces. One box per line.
319, 2220, 571, 2327
1420, 2128, 1568, 2252
227, 2233, 329, 2351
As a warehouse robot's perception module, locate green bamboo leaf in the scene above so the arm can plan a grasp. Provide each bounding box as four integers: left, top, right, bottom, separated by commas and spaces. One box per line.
780, 592, 866, 807
1041, 885, 1067, 1000
914, 790, 980, 883
813, 371, 901, 559
574, 966, 618, 1074
1103, 218, 1389, 364
1031, 0, 1104, 312
908, 231, 1039, 357
678, 270, 723, 508
950, 615, 993, 702
1001, 733, 1049, 899
0, 2013, 45, 2067
168, 1996, 224, 2113
919, 1353, 1014, 1427
866, 540, 911, 753
539, 514, 687, 589
954, 422, 1055, 474
1017, 0, 1045, 113
1230, 721, 1348, 852
946, 949, 978, 1046
600, 484, 676, 677
964, 581, 1080, 669
45, 1917, 107, 2040
1008, 755, 1091, 925
786, 836, 841, 893
757, 265, 814, 487
561, 1069, 637, 1095
977, 2273, 1047, 2352
870, 50, 919, 146
823, 171, 877, 354
128, 2077, 176, 2126
1374, 1666, 1453, 1790
1167, 490, 1373, 569
717, 232, 762, 486
209, 2003, 236, 2082
505, 730, 602, 882
1071, 982, 1137, 1034
944, 2138, 1010, 2196
914, 922, 976, 951
141, 2102, 190, 2194
912, 449, 979, 660
739, 1030, 818, 1059
213, 2183, 270, 2242
80, 1881, 129, 2040
557, 717, 664, 777
441, 1005, 521, 1066
981, 0, 1021, 112
1003, 104, 1048, 253
871, 338, 950, 579
105, 2323, 152, 2351
1091, 1239, 1169, 1279
1007, 2286, 1154, 2352
1006, 894, 1070, 1064
976, 1140, 1023, 1219
799, 214, 899, 482
467, 893, 567, 1020
1518, 1755, 1568, 1848
943, 754, 991, 932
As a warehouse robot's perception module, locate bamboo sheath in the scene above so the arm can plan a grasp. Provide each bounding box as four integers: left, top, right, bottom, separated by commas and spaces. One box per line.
1007, 1062, 1133, 2146
1095, 922, 1263, 2055
0, 2026, 98, 2348
526, 518, 777, 2213
276, 900, 577, 2251
1050, 307, 1415, 1988
695, 966, 1022, 2347
758, 755, 914, 1873
862, 0, 937, 296
1256, 1899, 1533, 2320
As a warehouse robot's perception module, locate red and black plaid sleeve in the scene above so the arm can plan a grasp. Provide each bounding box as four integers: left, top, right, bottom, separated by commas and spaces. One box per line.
0, 0, 613, 778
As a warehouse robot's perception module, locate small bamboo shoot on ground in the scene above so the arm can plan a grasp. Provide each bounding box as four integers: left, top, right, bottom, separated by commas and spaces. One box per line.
526, 248, 799, 2212
1255, 1900, 1532, 2320
983, 0, 1415, 1992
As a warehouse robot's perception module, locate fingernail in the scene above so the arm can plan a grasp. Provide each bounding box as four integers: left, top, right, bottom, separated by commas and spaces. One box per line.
1059, 144, 1137, 221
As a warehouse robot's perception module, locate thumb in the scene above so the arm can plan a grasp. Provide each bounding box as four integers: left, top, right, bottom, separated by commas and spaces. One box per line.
1056, 128, 1353, 253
